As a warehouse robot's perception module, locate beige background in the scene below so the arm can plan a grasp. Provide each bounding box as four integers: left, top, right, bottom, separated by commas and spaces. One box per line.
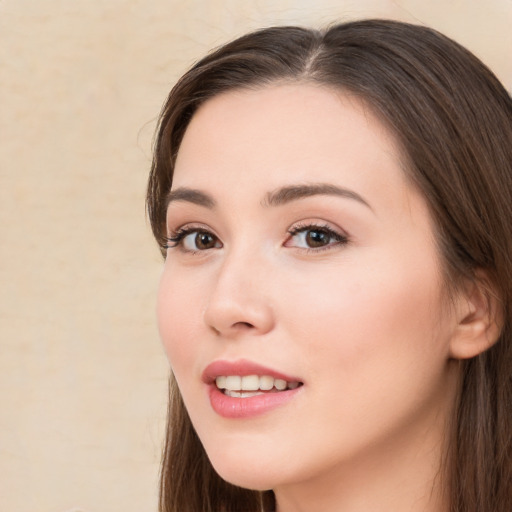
1, 1, 510, 511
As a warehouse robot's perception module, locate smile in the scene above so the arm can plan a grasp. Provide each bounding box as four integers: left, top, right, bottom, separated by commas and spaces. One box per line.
215, 375, 302, 397
203, 360, 304, 418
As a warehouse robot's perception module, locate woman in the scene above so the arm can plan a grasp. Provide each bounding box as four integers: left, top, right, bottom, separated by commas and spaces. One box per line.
147, 19, 512, 512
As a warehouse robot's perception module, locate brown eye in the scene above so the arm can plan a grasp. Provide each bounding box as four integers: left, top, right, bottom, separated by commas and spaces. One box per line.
166, 228, 222, 252
180, 229, 221, 251
286, 224, 348, 250
305, 229, 331, 248
194, 232, 218, 250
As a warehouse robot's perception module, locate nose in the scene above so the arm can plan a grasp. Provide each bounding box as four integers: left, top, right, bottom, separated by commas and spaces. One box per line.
203, 251, 275, 338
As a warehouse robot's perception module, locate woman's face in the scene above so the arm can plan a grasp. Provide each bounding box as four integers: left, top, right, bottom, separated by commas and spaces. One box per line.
157, 84, 460, 494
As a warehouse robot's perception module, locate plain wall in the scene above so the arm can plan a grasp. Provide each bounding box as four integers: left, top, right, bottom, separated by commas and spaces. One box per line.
1, 1, 511, 511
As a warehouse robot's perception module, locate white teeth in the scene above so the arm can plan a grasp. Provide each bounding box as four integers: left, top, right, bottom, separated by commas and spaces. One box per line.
259, 375, 274, 391
225, 375, 241, 390
241, 375, 260, 391
274, 379, 287, 391
215, 375, 227, 389
215, 375, 301, 393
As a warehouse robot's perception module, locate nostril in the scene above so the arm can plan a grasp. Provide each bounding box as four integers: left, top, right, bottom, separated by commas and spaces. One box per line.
233, 321, 255, 329
209, 321, 254, 335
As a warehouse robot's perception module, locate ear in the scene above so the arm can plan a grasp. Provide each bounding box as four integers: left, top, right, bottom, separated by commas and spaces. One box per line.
449, 271, 503, 359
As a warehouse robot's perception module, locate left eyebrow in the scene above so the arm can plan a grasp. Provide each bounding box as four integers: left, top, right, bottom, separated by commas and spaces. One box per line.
262, 183, 373, 211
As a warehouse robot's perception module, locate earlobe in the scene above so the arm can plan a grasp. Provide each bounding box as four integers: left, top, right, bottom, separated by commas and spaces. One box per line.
449, 272, 503, 359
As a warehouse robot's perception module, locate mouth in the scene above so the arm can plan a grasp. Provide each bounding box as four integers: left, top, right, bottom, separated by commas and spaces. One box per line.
215, 375, 302, 398
202, 359, 304, 417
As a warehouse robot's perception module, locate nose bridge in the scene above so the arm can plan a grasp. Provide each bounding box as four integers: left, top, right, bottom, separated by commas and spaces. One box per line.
203, 241, 274, 336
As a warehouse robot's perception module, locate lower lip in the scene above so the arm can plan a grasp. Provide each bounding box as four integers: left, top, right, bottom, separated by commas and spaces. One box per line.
208, 385, 302, 419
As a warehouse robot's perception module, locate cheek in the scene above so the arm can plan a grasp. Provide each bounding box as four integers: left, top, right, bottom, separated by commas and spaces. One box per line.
272, 255, 453, 465
281, 251, 449, 389
157, 269, 203, 371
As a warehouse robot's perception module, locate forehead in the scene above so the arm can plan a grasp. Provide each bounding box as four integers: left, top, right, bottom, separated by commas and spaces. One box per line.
174, 84, 421, 216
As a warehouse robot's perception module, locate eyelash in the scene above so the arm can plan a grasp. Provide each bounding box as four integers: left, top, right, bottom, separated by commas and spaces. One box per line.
165, 223, 349, 253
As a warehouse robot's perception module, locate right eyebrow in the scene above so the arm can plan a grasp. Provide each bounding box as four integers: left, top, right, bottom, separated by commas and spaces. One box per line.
263, 183, 372, 211
165, 187, 216, 209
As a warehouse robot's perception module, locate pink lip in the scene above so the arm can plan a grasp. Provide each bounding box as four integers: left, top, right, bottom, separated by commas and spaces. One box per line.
202, 359, 303, 419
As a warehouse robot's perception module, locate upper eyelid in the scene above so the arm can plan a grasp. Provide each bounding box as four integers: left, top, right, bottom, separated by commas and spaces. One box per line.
287, 220, 349, 237
165, 224, 219, 244
168, 221, 345, 233
289, 223, 338, 233
167, 222, 216, 235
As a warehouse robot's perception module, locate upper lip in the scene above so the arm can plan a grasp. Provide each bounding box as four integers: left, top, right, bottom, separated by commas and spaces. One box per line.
202, 358, 302, 385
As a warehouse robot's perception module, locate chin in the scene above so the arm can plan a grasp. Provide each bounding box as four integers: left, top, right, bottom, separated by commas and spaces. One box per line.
207, 450, 282, 491
218, 472, 274, 492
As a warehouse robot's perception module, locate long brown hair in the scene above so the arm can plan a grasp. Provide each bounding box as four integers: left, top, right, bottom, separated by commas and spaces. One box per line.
147, 19, 512, 512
